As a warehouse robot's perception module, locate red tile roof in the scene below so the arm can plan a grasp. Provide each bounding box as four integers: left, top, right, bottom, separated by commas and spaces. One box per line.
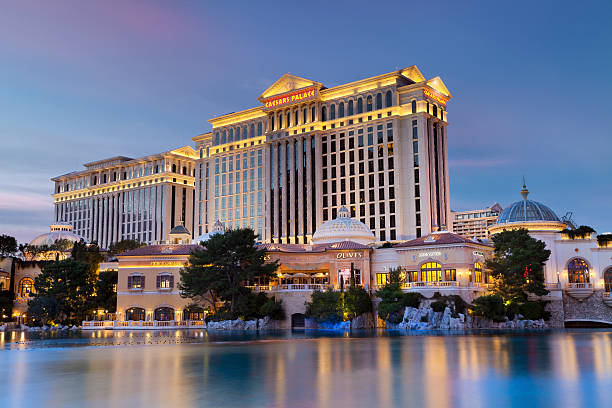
258, 240, 371, 253
394, 232, 492, 248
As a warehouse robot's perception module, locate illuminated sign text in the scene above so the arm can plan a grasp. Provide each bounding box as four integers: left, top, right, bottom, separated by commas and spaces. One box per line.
423, 88, 449, 105
263, 87, 317, 110
336, 252, 363, 259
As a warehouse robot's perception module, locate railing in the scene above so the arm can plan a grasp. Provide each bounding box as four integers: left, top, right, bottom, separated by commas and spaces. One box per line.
81, 320, 207, 329
276, 283, 331, 291
566, 283, 593, 289
545, 282, 561, 289
401, 281, 460, 289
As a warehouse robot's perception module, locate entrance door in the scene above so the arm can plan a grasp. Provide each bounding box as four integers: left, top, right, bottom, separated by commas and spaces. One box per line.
291, 313, 305, 329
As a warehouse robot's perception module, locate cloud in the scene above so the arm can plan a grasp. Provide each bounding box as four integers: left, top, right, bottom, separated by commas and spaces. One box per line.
0, 190, 51, 212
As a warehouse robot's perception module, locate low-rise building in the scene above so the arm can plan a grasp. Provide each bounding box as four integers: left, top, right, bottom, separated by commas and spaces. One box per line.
450, 203, 502, 239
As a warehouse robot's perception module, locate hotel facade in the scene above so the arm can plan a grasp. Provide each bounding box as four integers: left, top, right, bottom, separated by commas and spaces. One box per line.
193, 66, 452, 244
51, 146, 199, 248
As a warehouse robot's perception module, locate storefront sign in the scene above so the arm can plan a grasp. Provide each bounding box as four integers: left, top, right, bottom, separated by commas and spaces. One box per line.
150, 261, 183, 267
473, 251, 484, 257
423, 88, 449, 105
262, 86, 317, 110
418, 251, 441, 258
336, 252, 363, 259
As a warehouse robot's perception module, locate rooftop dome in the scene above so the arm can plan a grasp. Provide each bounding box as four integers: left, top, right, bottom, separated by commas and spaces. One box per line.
489, 182, 566, 234
311, 207, 376, 245
29, 222, 88, 247
193, 220, 226, 244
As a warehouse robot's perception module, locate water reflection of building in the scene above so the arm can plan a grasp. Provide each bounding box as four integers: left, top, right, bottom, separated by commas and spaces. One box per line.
103, 206, 494, 329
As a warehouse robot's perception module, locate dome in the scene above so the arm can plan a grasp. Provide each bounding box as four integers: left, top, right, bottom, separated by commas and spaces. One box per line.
29, 222, 88, 247
489, 183, 566, 234
193, 220, 226, 244
311, 207, 376, 245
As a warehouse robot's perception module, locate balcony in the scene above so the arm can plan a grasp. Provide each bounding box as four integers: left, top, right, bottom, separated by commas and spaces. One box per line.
81, 320, 206, 330
603, 292, 612, 307
246, 284, 332, 292
565, 282, 594, 300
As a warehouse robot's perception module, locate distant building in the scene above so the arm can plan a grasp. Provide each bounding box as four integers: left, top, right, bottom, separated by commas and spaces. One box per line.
450, 203, 502, 240
51, 146, 199, 248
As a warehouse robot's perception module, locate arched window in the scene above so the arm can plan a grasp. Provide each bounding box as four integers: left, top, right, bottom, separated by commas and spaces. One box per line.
278, 113, 283, 129
183, 306, 204, 321
214, 132, 220, 145
294, 110, 298, 125
568, 258, 590, 283
125, 307, 145, 321
321, 106, 327, 122
433, 105, 438, 117
221, 130, 227, 144
154, 307, 175, 321
338, 102, 345, 118
348, 100, 354, 116
366, 95, 373, 112
385, 91, 392, 107
271, 116, 275, 131
311, 106, 316, 121
172, 164, 177, 173
19, 278, 34, 297
303, 108, 307, 123
421, 262, 442, 282
182, 166, 187, 175
376, 93, 382, 110
236, 127, 240, 140
357, 98, 363, 114
228, 129, 233, 142
330, 104, 336, 120
257, 122, 262, 136
604, 268, 612, 292
474, 262, 483, 283
250, 124, 255, 138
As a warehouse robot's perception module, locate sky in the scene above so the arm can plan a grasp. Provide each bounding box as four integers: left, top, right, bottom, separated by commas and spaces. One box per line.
1, 0, 611, 243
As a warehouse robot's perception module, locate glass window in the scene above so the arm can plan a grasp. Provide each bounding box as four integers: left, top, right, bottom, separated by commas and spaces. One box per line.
18, 277, 34, 297
385, 91, 392, 107
357, 98, 363, 114
348, 100, 354, 116
445, 269, 457, 281
568, 258, 590, 283
376, 93, 382, 110
366, 95, 373, 112
604, 268, 612, 292
154, 307, 175, 321
125, 307, 145, 321
421, 262, 442, 282
338, 102, 345, 117
322, 106, 327, 121
411, 100, 416, 113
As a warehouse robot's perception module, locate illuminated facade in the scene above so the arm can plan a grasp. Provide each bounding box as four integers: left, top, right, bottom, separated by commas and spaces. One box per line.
193, 66, 452, 244
450, 203, 502, 240
51, 146, 199, 248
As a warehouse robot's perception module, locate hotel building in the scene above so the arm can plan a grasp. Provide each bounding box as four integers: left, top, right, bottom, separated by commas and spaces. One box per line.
193, 66, 452, 244
51, 146, 199, 248
450, 203, 502, 240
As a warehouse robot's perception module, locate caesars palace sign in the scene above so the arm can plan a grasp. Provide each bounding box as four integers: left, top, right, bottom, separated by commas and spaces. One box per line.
262, 86, 318, 110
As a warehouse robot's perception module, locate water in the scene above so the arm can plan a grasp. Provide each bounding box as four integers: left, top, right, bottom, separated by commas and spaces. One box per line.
1, 329, 611, 408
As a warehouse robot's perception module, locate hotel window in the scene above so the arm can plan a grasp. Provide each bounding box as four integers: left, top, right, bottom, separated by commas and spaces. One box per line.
311, 106, 316, 122
474, 262, 483, 283
330, 104, 336, 120
376, 273, 389, 286
125, 307, 145, 321
445, 269, 457, 281
385, 91, 392, 107
339, 102, 345, 117
127, 275, 145, 289
357, 97, 363, 113
604, 268, 612, 292
366, 95, 373, 112
568, 258, 590, 283
411, 100, 416, 113
348, 100, 354, 116
18, 277, 34, 297
322, 106, 327, 121
421, 262, 442, 282
303, 108, 307, 123
215, 132, 220, 145
157, 274, 174, 289
376, 93, 382, 110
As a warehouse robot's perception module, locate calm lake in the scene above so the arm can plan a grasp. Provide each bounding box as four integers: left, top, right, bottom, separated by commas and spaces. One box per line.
1, 329, 611, 407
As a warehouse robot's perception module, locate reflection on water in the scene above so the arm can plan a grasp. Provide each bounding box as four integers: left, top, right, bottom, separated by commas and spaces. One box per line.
1, 330, 611, 408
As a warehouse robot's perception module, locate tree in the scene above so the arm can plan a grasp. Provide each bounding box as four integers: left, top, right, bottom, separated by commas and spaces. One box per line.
71, 240, 104, 274
179, 228, 278, 317
95, 270, 117, 313
471, 294, 506, 322
486, 229, 550, 303
108, 239, 145, 257
0, 234, 17, 257
28, 258, 97, 324
375, 267, 407, 323
305, 289, 342, 323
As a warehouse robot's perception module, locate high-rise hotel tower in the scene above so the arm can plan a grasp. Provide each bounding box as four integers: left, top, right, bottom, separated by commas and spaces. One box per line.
193, 66, 451, 244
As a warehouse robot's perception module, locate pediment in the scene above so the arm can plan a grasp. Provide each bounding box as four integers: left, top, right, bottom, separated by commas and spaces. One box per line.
259, 74, 322, 101
426, 76, 452, 98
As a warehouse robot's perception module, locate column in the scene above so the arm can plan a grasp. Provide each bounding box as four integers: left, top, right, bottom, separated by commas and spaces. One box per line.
288, 139, 295, 243
264, 144, 272, 243
280, 141, 287, 243
273, 143, 280, 243
296, 137, 304, 243
427, 118, 437, 231
305, 135, 313, 239
314, 134, 323, 231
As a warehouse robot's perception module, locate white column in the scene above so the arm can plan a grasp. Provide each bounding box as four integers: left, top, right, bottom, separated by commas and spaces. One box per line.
296, 137, 304, 243
264, 145, 271, 243
305, 135, 313, 239
288, 139, 295, 243
280, 141, 287, 243
273, 143, 280, 243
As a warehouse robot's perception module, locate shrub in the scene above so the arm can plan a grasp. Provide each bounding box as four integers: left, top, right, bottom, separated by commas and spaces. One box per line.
402, 292, 423, 308
519, 301, 550, 321
471, 294, 506, 322
505, 301, 520, 320
305, 289, 342, 323
344, 286, 372, 320
430, 300, 447, 313
260, 296, 285, 320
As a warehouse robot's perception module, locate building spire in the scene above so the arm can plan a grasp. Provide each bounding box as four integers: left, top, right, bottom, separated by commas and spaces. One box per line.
520, 177, 529, 200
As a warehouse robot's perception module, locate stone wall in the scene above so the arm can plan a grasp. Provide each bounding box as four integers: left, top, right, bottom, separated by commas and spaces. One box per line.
273, 291, 312, 329
563, 290, 612, 324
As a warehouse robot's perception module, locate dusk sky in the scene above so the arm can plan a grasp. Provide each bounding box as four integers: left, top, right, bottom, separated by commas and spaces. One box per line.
1, 0, 611, 243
